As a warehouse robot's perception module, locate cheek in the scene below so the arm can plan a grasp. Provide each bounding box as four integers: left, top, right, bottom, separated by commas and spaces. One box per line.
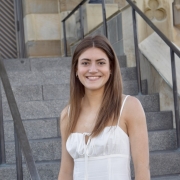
105, 66, 111, 75
77, 68, 88, 84
77, 62, 89, 75
77, 68, 87, 76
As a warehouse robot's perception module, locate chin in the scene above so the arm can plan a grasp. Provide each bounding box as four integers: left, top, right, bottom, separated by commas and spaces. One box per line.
85, 86, 105, 91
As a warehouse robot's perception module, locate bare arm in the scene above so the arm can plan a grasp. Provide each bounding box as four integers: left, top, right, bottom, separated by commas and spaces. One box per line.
58, 107, 74, 180
125, 96, 150, 180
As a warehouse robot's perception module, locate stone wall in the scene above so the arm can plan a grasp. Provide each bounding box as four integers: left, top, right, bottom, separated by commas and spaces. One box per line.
114, 0, 127, 9
23, 0, 122, 57
59, 0, 82, 12
23, 0, 61, 57
22, 0, 180, 57
173, 0, 180, 47
23, 0, 59, 15
136, 0, 173, 43
83, 4, 118, 35
134, 0, 180, 48
173, 2, 180, 28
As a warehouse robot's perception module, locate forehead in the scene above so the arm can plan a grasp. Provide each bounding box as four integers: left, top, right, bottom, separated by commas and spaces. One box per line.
78, 47, 108, 60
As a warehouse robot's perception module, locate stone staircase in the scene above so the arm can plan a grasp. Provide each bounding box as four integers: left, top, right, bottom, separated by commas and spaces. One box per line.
0, 56, 180, 179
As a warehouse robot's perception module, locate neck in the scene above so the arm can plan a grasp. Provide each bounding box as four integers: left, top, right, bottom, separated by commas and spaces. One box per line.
82, 88, 104, 109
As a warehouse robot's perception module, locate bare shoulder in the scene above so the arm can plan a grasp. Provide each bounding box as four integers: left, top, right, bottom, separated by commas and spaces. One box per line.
123, 95, 146, 125
61, 106, 69, 120
126, 95, 143, 109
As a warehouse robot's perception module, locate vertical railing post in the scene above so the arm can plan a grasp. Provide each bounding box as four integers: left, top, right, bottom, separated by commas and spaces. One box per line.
63, 21, 68, 57
79, 5, 84, 39
132, 8, 142, 94
14, 127, 23, 180
0, 79, 6, 164
14, 0, 26, 58
170, 49, 180, 148
101, 0, 108, 38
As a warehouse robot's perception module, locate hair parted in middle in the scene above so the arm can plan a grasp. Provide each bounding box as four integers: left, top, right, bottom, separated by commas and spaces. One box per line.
66, 35, 123, 137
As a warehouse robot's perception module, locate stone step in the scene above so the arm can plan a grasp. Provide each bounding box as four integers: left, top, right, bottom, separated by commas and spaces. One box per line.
5, 138, 61, 164
0, 161, 60, 180
4, 118, 59, 141
1, 80, 147, 103
2, 94, 159, 120
0, 150, 180, 179
121, 67, 137, 81
148, 129, 177, 151
3, 66, 137, 87
3, 57, 72, 72
2, 99, 68, 120
149, 150, 180, 177
151, 174, 180, 180
1, 85, 43, 103
123, 80, 147, 95
136, 94, 160, 112
5, 68, 70, 86
146, 111, 173, 131
117, 55, 127, 67
5, 129, 177, 164
3, 111, 173, 141
131, 150, 180, 178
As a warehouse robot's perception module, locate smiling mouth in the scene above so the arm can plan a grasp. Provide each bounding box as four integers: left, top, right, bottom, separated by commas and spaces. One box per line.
86, 76, 101, 80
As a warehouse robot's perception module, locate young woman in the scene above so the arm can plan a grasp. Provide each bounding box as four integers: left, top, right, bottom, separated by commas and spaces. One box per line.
58, 35, 150, 180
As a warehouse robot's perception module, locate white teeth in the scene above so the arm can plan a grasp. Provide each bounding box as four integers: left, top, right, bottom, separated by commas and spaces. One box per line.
87, 76, 100, 80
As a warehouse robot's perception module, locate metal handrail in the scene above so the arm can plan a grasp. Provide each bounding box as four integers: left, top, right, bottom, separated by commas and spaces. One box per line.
14, 0, 26, 58
61, 0, 87, 22
126, 0, 180, 148
62, 0, 108, 56
0, 55, 40, 180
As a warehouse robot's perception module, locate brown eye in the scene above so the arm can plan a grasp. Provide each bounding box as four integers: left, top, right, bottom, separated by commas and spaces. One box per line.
82, 62, 89, 65
98, 62, 105, 65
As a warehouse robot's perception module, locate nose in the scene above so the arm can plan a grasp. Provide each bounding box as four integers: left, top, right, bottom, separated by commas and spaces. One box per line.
89, 63, 98, 73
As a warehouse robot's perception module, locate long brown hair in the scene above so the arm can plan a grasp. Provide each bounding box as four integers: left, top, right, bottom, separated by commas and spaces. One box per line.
67, 35, 123, 137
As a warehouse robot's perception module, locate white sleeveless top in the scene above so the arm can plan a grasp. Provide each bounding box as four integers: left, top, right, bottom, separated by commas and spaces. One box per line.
66, 95, 131, 180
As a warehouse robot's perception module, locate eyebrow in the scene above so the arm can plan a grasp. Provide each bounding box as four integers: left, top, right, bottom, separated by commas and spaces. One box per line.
80, 58, 107, 61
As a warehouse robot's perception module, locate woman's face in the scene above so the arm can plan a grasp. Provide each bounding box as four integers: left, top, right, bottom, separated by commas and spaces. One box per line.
77, 47, 111, 92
